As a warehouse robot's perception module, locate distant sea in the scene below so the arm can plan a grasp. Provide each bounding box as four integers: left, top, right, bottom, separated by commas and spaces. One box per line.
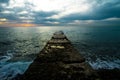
0, 26, 120, 80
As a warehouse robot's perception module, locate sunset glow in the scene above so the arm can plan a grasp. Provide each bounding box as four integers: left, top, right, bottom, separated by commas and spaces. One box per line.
0, 0, 120, 27
0, 22, 37, 27
14, 23, 37, 27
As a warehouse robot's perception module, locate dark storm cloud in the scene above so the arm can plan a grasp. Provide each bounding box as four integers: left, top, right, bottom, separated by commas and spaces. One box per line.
0, 0, 120, 26
33, 11, 57, 17
0, 13, 18, 20
61, 0, 120, 22
0, 5, 4, 12
32, 11, 58, 24
0, 0, 9, 3
93, 1, 120, 19
0, 8, 19, 21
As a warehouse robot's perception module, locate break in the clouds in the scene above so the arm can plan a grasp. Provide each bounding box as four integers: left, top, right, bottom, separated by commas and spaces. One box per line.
0, 0, 120, 27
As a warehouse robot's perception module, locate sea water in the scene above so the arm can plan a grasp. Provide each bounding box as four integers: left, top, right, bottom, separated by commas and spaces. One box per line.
0, 26, 120, 80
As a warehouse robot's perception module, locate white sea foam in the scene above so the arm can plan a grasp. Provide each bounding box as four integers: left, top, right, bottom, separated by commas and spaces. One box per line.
0, 61, 32, 80
0, 50, 14, 63
0, 50, 32, 80
0, 27, 120, 80
89, 58, 120, 69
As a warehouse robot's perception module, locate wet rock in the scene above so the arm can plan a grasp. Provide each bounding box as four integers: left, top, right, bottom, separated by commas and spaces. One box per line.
17, 31, 100, 80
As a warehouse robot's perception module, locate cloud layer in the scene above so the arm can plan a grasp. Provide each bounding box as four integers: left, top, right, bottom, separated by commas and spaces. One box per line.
0, 0, 120, 27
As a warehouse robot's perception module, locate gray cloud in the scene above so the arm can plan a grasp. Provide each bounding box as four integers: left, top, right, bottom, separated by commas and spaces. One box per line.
0, 0, 120, 26
0, 0, 9, 3
61, 0, 120, 21
32, 11, 58, 25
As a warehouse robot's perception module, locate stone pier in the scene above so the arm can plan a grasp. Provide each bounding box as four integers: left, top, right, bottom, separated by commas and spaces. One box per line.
19, 31, 100, 80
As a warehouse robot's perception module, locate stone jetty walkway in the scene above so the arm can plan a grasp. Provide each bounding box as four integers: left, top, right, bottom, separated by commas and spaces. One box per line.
18, 31, 100, 80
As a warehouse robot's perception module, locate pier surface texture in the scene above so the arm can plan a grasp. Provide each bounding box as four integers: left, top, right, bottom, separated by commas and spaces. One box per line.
19, 31, 100, 80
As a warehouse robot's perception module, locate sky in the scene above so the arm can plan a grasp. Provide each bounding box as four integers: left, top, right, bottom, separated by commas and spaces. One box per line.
0, 0, 120, 27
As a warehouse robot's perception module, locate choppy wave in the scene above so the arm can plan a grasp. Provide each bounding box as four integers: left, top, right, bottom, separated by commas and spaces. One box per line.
89, 58, 120, 69
73, 44, 120, 70
0, 27, 120, 80
0, 50, 32, 80
0, 50, 120, 80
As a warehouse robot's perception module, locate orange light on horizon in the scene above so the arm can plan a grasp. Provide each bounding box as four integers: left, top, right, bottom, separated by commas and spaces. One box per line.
0, 22, 37, 27
0, 22, 7, 25
14, 23, 37, 27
